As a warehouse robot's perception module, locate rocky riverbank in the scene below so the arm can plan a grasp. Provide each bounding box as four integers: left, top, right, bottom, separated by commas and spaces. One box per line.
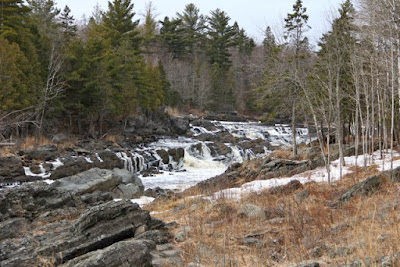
0, 168, 183, 266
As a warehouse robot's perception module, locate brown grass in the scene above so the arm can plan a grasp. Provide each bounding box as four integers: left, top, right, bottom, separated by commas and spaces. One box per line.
145, 165, 400, 266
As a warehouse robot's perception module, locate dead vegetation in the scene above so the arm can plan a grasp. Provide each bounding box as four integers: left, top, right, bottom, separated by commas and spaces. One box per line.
146, 165, 400, 266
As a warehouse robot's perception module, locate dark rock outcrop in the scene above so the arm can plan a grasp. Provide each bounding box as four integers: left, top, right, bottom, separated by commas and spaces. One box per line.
0, 157, 25, 179
0, 170, 177, 266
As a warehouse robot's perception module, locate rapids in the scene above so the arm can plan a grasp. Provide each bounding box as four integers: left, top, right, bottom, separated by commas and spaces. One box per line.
20, 121, 311, 190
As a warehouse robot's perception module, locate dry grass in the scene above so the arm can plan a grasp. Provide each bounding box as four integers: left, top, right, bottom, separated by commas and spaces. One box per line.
146, 166, 400, 266
18, 136, 53, 150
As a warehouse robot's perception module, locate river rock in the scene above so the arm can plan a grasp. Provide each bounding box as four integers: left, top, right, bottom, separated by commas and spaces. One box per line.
50, 151, 123, 180
51, 168, 122, 195
191, 119, 217, 131
0, 157, 25, 178
26, 145, 58, 161
168, 148, 185, 163
157, 149, 170, 164
170, 117, 189, 135
0, 169, 174, 267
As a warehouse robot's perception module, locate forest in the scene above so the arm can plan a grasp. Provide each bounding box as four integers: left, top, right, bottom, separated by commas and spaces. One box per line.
1, 0, 400, 167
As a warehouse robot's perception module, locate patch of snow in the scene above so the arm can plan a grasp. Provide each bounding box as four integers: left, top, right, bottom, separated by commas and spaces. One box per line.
212, 150, 400, 200
43, 179, 55, 185
131, 196, 155, 207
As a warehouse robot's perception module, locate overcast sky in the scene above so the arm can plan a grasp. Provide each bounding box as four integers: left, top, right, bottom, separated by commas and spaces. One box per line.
56, 0, 345, 44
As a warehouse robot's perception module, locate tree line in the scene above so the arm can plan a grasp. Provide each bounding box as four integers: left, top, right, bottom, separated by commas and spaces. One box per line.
257, 0, 400, 180
2, 0, 400, 178
0, 0, 255, 138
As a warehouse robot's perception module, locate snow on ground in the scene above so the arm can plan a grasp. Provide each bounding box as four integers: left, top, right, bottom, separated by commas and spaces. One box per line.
212, 150, 400, 200
131, 196, 156, 207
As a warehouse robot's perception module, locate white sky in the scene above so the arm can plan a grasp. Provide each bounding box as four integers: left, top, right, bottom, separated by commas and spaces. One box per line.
56, 0, 344, 44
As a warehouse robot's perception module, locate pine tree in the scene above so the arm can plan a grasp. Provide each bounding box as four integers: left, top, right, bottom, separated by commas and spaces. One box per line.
207, 9, 236, 70
0, 0, 30, 39
263, 26, 277, 62
176, 3, 206, 55
102, 0, 140, 48
206, 9, 237, 112
0, 37, 33, 111
159, 16, 186, 58
59, 5, 77, 41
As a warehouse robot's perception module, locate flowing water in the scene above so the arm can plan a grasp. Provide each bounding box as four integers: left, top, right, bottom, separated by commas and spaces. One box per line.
20, 121, 311, 190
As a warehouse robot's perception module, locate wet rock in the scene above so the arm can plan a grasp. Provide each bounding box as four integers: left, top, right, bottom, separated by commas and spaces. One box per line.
156, 149, 169, 164
51, 151, 124, 180
50, 157, 92, 180
171, 117, 189, 135
168, 148, 184, 163
29, 165, 42, 175
240, 138, 269, 154
26, 145, 58, 161
191, 119, 216, 130
0, 157, 25, 178
238, 204, 266, 221
60, 239, 155, 267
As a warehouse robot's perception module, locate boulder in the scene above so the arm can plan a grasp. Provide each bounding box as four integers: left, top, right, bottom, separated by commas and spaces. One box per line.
26, 145, 58, 161
156, 149, 169, 164
0, 175, 174, 267
168, 148, 185, 163
0, 157, 25, 178
51, 168, 122, 195
336, 175, 385, 204
61, 240, 155, 267
170, 117, 189, 135
51, 151, 124, 180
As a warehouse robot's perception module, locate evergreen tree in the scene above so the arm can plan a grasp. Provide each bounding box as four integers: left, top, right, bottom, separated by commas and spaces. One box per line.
59, 5, 77, 41
140, 2, 158, 49
0, 0, 30, 39
283, 0, 310, 156
0, 37, 33, 111
263, 26, 277, 62
207, 9, 236, 70
159, 16, 186, 58
102, 0, 140, 48
176, 3, 206, 54
206, 9, 237, 111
